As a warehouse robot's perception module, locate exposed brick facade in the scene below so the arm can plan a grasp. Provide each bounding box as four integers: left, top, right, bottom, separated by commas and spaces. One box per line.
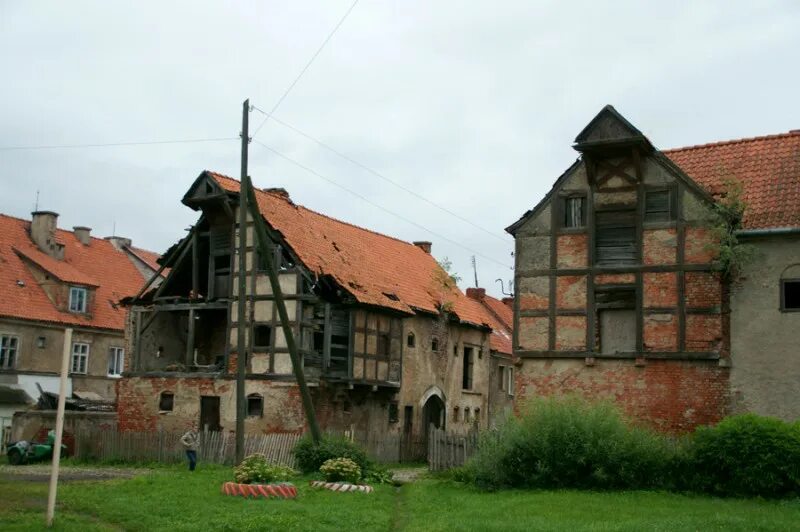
643, 272, 678, 308
556, 234, 588, 268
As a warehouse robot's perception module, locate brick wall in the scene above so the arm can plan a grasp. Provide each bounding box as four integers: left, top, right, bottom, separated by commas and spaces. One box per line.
516, 359, 729, 433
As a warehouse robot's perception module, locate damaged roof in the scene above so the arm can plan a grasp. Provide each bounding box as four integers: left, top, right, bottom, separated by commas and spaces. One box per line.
205, 172, 495, 329
0, 213, 161, 331
665, 130, 800, 230
466, 288, 512, 355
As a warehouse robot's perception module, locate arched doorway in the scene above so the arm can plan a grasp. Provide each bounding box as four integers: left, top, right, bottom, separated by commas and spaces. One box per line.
423, 394, 445, 433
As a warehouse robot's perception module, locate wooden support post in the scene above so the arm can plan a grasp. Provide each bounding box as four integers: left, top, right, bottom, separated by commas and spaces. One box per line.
46, 327, 72, 527
243, 177, 322, 444
235, 98, 250, 464
186, 308, 196, 367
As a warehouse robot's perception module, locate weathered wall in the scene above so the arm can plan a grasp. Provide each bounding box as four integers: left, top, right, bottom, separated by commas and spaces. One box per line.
730, 235, 800, 421
488, 355, 514, 428
11, 410, 117, 443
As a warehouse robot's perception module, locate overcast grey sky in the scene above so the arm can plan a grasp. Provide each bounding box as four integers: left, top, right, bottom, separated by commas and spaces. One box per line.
1, 1, 798, 297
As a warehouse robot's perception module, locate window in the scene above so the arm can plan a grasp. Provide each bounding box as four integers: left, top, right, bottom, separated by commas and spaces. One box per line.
645, 189, 675, 222
388, 402, 399, 424
407, 332, 415, 348
36, 336, 46, 348
69, 286, 87, 313
462, 347, 474, 390
377, 332, 390, 357
108, 347, 125, 377
464, 407, 471, 422
159, 391, 174, 411
782, 279, 800, 311
474, 408, 481, 424
70, 342, 89, 374
247, 393, 263, 417
0, 335, 19, 369
254, 325, 272, 349
453, 406, 460, 422
431, 338, 439, 352
596, 209, 637, 265
563, 196, 586, 228
506, 367, 514, 396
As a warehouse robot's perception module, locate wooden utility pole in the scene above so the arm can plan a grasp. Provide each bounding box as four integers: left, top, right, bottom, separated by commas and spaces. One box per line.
235, 99, 250, 463
46, 327, 72, 527
242, 182, 322, 444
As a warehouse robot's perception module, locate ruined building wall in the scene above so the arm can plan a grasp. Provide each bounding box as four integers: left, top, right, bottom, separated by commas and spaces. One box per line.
513, 157, 729, 433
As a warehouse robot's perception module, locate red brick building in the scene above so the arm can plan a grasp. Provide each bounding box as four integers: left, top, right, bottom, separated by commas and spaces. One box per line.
507, 106, 800, 432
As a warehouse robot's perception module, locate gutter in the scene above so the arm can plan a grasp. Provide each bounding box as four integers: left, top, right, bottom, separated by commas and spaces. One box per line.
735, 227, 800, 238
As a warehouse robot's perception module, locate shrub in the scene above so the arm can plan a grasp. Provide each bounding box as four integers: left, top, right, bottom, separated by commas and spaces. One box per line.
293, 435, 369, 474
320, 457, 361, 484
466, 397, 675, 491
684, 414, 800, 497
233, 453, 295, 484
364, 463, 394, 485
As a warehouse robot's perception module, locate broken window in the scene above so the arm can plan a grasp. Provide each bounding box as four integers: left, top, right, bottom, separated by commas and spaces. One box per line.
108, 346, 125, 377
247, 393, 263, 417
462, 347, 474, 390
388, 402, 399, 424
70, 342, 89, 374
645, 189, 675, 223
782, 279, 800, 311
563, 196, 586, 228
69, 286, 87, 313
254, 325, 272, 349
159, 392, 174, 412
0, 335, 18, 369
407, 332, 415, 348
596, 209, 637, 265
597, 288, 636, 354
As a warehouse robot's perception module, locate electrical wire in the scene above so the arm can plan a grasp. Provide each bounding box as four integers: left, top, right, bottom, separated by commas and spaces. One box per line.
252, 139, 512, 270
251, 0, 360, 137
250, 110, 511, 243
0, 137, 238, 151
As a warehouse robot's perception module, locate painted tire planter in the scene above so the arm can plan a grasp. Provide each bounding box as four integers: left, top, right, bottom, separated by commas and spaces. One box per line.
221, 481, 298, 499
309, 480, 373, 493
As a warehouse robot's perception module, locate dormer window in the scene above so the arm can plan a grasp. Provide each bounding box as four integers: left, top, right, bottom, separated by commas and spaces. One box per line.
69, 286, 87, 313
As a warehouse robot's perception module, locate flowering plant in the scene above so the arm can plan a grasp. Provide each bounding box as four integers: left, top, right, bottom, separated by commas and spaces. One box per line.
319, 457, 361, 484
234, 453, 295, 484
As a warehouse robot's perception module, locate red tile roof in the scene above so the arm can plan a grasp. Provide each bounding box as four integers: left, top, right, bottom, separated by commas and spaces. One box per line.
208, 172, 495, 329
0, 213, 158, 331
665, 130, 800, 229
126, 245, 164, 273
465, 288, 512, 355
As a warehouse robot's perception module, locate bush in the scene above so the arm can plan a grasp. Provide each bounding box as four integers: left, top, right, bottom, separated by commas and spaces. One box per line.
466, 397, 674, 491
364, 463, 394, 485
684, 414, 800, 497
234, 453, 295, 484
320, 457, 362, 484
293, 435, 369, 474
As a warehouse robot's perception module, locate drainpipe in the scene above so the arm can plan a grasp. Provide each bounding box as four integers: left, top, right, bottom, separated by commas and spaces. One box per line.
735, 227, 800, 238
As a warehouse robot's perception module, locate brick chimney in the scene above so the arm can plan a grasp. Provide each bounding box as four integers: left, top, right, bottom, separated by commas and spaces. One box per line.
73, 226, 91, 245
413, 241, 432, 254
105, 236, 133, 250
30, 211, 64, 259
466, 287, 486, 300
502, 297, 514, 308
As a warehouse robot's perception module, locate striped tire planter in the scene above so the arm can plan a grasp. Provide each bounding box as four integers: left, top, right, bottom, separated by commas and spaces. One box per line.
221, 482, 297, 499
309, 480, 373, 493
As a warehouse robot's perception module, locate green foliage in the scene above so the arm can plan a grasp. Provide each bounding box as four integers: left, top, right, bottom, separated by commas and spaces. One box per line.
684, 414, 800, 497
436, 257, 462, 285
708, 179, 756, 281
364, 463, 395, 485
293, 435, 369, 474
465, 397, 675, 491
233, 453, 295, 484
320, 457, 362, 484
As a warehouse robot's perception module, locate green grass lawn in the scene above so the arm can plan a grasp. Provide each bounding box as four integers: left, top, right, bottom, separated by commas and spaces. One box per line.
2, 465, 799, 531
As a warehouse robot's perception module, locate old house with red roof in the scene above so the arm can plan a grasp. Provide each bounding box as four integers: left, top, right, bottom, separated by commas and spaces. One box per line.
508, 105, 800, 432
119, 171, 506, 457
0, 211, 162, 445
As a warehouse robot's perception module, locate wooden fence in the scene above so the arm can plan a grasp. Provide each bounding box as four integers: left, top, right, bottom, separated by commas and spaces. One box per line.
71, 428, 300, 467
330, 429, 426, 464
427, 426, 479, 471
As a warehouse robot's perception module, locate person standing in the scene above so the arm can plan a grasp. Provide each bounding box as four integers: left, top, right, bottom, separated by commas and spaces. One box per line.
180, 423, 199, 471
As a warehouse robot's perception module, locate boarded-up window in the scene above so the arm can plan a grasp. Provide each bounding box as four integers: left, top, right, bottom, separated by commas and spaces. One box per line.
596, 210, 637, 265
563, 196, 586, 228
645, 189, 674, 222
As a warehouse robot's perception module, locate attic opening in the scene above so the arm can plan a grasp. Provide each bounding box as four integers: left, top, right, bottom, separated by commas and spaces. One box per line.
596, 288, 636, 354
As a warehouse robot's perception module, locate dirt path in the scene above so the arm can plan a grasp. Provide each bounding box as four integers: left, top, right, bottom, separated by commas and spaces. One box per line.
0, 464, 147, 482
392, 467, 427, 484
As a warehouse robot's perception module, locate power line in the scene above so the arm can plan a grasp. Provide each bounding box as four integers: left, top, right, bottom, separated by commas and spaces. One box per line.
252, 0, 360, 137
251, 139, 513, 270
0, 137, 237, 151
251, 111, 511, 243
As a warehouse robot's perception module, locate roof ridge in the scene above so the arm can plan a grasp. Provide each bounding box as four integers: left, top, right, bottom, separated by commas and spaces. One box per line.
664, 130, 800, 154
208, 171, 426, 250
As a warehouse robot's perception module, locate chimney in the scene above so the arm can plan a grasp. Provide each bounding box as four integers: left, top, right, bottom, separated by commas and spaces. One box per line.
30, 211, 64, 259
264, 187, 290, 200
466, 287, 486, 300
73, 226, 91, 245
105, 236, 133, 250
413, 241, 432, 254
502, 297, 514, 308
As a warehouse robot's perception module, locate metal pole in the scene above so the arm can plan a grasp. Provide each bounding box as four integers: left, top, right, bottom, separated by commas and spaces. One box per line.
235, 98, 250, 463
46, 327, 72, 527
